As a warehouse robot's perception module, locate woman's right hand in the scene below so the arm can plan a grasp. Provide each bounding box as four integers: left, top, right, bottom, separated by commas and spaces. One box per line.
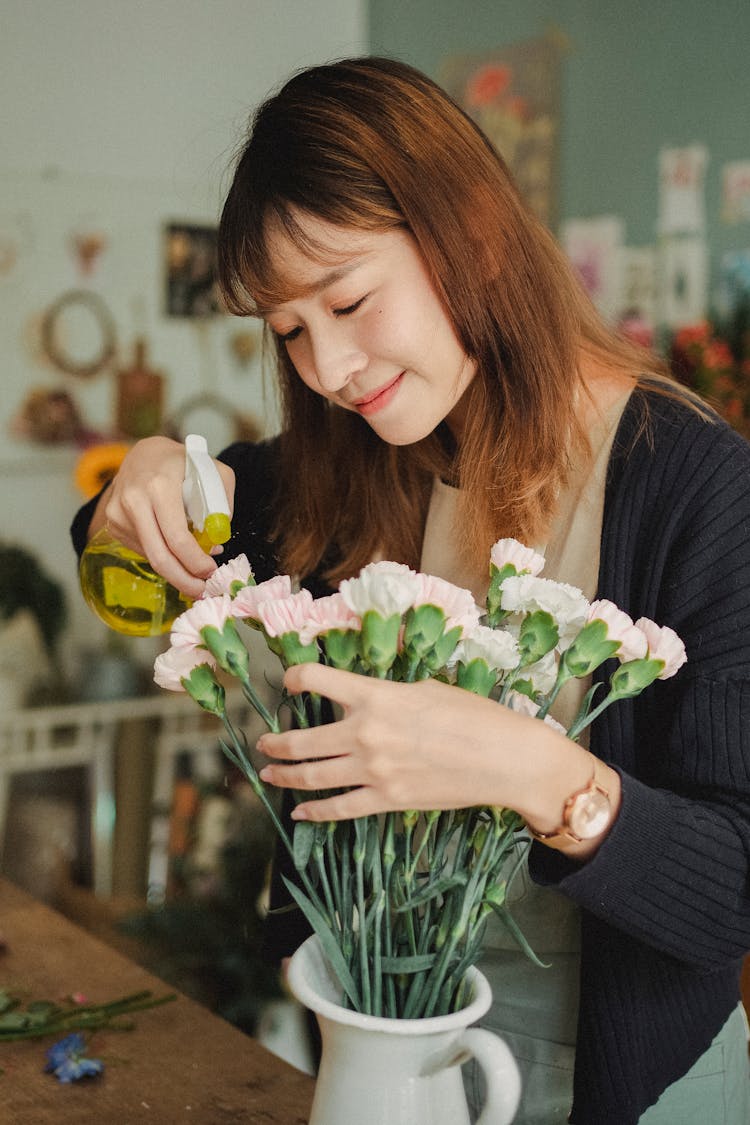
88, 436, 236, 599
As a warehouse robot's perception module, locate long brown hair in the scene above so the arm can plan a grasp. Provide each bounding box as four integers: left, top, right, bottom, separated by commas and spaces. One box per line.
218, 56, 668, 583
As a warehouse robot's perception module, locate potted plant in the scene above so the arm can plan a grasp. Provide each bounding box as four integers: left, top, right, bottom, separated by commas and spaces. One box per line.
0, 543, 67, 708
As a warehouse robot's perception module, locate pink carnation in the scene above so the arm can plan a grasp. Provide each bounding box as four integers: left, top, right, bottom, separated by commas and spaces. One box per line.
231, 574, 293, 622
587, 599, 648, 662
490, 538, 545, 576
257, 589, 314, 638
203, 554, 254, 597
154, 645, 216, 691
413, 573, 482, 635
634, 618, 688, 679
170, 594, 234, 650
298, 593, 361, 646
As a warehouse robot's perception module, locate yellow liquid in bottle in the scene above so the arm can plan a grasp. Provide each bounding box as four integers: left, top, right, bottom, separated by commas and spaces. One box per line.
79, 530, 192, 636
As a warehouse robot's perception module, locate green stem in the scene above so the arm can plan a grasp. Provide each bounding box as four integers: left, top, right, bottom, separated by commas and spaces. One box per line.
220, 711, 330, 923
536, 664, 574, 719
314, 840, 337, 928
353, 819, 371, 1014
238, 672, 280, 732
566, 691, 617, 741
381, 814, 398, 1017
0, 992, 177, 1042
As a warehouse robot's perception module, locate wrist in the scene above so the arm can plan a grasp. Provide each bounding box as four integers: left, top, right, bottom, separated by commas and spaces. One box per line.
520, 734, 620, 855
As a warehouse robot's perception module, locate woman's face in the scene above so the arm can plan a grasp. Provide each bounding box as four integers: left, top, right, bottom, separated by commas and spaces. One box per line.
262, 214, 477, 445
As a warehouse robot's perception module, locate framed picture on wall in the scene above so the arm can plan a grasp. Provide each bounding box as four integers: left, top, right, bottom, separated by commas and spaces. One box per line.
163, 222, 222, 318
440, 33, 563, 230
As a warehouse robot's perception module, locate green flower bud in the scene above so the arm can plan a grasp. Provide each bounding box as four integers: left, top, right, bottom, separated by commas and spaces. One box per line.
456, 657, 498, 697
421, 624, 462, 673
322, 628, 361, 671
360, 610, 401, 676
402, 604, 447, 661
277, 631, 319, 667
483, 881, 507, 909
609, 657, 663, 698
181, 664, 225, 716
562, 619, 620, 678
486, 562, 517, 623
517, 610, 559, 665
201, 619, 250, 679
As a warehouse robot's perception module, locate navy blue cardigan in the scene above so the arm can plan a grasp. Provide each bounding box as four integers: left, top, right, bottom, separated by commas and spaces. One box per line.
70, 387, 750, 1122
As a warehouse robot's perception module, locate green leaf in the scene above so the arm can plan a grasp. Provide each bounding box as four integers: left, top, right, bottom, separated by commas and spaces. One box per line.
364, 817, 381, 878
394, 873, 468, 912
380, 953, 436, 974
0, 992, 18, 1014
281, 877, 361, 1010
292, 820, 317, 872
487, 901, 551, 968
0, 1012, 34, 1032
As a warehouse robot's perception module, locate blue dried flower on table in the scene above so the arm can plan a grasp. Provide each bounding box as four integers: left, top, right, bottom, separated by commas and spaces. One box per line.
44, 1032, 104, 1083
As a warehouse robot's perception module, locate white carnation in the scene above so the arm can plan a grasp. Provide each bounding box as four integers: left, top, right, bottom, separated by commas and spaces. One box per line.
340, 561, 421, 618
490, 538, 545, 576
453, 626, 519, 671
500, 575, 589, 650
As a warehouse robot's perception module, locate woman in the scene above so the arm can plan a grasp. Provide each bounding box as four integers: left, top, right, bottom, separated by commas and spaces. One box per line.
72, 58, 750, 1123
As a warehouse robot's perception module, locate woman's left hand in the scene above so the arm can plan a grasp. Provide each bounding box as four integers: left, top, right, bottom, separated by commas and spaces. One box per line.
256, 661, 584, 824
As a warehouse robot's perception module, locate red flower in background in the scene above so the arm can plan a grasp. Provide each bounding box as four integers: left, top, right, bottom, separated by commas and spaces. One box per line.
464, 63, 512, 108
670, 317, 750, 439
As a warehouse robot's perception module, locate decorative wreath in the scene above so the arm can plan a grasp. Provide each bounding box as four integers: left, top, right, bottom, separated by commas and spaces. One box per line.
41, 290, 117, 378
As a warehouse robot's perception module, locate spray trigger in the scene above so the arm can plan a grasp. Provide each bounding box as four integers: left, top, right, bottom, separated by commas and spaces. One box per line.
182, 434, 232, 552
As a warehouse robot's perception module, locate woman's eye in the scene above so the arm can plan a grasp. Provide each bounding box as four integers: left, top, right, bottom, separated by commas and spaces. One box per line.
277, 325, 302, 343
333, 296, 366, 317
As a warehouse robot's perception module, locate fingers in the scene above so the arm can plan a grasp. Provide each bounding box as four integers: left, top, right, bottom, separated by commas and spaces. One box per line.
108, 493, 213, 599
283, 661, 380, 704
96, 437, 236, 600
292, 787, 385, 823
258, 724, 344, 762
259, 754, 359, 792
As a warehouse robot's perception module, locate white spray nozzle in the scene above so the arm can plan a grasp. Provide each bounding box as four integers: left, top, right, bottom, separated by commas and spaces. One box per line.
182, 434, 231, 549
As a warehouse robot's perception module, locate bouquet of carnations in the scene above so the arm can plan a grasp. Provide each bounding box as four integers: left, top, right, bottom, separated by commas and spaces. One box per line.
154, 539, 685, 1019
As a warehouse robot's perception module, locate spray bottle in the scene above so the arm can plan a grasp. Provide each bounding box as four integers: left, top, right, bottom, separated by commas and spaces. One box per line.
79, 434, 231, 636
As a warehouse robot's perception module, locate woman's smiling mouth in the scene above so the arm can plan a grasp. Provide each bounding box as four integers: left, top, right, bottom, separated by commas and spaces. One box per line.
352, 372, 404, 416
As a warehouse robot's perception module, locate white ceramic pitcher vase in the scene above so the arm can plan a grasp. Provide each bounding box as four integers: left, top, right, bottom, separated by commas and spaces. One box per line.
287, 935, 521, 1125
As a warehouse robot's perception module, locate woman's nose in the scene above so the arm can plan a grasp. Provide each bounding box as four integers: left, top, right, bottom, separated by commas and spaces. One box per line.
310, 326, 367, 393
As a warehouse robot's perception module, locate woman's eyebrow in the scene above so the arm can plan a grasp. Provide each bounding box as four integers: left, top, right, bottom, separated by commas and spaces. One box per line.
259, 258, 370, 315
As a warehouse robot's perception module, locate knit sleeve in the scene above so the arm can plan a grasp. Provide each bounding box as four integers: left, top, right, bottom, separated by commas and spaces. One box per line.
530, 392, 750, 970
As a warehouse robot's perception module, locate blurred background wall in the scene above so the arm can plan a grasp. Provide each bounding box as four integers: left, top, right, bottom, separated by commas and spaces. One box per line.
0, 0, 367, 679
1, 0, 748, 690
371, 0, 750, 282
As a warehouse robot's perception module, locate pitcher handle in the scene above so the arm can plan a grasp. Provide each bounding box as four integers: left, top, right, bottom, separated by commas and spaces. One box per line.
458, 1028, 521, 1125
423, 1027, 521, 1125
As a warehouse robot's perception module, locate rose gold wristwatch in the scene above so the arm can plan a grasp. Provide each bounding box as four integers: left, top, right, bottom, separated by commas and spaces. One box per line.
528, 756, 612, 848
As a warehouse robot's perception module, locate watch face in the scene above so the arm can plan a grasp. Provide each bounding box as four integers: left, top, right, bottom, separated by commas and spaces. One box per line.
568, 788, 611, 840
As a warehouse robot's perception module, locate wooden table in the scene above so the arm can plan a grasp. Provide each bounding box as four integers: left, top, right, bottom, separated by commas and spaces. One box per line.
0, 878, 314, 1123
